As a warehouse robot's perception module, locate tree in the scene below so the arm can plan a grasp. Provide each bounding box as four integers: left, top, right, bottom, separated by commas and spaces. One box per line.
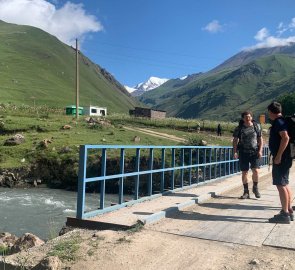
278, 92, 295, 116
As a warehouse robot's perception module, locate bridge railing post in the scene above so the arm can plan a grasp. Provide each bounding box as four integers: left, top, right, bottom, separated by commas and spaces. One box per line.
134, 148, 140, 200
100, 148, 106, 210
171, 148, 175, 189
161, 148, 165, 193
76, 145, 87, 219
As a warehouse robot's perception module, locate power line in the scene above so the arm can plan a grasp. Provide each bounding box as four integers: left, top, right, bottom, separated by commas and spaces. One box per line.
88, 41, 224, 61
90, 51, 202, 70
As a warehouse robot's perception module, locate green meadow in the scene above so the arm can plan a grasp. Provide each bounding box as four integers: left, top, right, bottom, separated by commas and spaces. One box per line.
0, 104, 237, 170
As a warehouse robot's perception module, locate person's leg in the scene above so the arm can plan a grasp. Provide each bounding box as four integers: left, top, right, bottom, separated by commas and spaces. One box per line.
286, 185, 294, 221
252, 168, 258, 182
277, 185, 289, 213
286, 185, 293, 211
252, 168, 261, 198
239, 153, 250, 199
269, 164, 291, 223
242, 171, 248, 184
269, 185, 290, 223
240, 171, 250, 198
250, 153, 261, 198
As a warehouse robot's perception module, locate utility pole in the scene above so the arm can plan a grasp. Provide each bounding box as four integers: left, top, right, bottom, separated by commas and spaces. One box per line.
75, 38, 79, 119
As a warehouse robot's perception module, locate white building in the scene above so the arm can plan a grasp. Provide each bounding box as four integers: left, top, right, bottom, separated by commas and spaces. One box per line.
84, 106, 107, 116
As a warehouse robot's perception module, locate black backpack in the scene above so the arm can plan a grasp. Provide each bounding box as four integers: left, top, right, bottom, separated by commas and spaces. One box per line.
237, 120, 261, 151
285, 115, 295, 159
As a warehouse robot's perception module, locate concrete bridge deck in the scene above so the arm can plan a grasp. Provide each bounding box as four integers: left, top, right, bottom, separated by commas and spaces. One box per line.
67, 165, 295, 250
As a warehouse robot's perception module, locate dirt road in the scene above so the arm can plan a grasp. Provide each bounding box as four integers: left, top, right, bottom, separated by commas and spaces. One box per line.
124, 126, 187, 143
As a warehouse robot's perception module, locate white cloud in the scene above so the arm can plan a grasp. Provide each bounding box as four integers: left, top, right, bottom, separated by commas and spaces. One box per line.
254, 27, 269, 41
246, 17, 295, 50
276, 22, 288, 36
289, 18, 295, 28
247, 36, 295, 50
202, 20, 223, 33
0, 0, 103, 45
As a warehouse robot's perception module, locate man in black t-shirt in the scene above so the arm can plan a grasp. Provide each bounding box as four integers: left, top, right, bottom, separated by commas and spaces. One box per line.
268, 102, 293, 224
233, 111, 263, 199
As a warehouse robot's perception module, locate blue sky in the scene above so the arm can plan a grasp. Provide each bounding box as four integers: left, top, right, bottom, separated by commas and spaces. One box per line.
1, 0, 295, 86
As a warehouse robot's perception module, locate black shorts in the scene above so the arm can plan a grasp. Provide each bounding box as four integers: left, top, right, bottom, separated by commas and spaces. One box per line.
272, 158, 293, 186
239, 151, 260, 171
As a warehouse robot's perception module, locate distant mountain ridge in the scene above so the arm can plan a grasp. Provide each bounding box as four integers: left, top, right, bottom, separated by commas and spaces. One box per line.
211, 43, 295, 73
139, 44, 295, 120
0, 21, 139, 113
126, 76, 169, 96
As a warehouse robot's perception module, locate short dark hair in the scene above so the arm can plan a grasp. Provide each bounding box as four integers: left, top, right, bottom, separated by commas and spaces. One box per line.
241, 111, 253, 118
267, 101, 282, 114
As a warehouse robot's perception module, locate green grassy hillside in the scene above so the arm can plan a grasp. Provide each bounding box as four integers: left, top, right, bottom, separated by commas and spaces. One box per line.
0, 21, 139, 113
0, 105, 234, 170
139, 54, 295, 120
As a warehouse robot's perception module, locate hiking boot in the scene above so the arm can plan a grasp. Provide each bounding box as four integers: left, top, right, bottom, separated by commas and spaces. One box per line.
239, 191, 250, 199
274, 209, 294, 221
269, 211, 291, 224
275, 210, 294, 221
252, 187, 261, 198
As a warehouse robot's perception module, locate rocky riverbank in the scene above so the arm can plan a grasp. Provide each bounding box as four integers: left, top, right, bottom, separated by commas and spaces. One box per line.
0, 154, 79, 190
0, 167, 34, 188
0, 227, 74, 270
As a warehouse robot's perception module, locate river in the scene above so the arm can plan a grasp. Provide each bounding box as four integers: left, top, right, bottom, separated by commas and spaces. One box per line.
0, 187, 111, 240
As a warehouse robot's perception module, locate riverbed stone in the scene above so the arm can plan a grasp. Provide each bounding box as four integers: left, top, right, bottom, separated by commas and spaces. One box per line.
39, 138, 52, 149
32, 256, 62, 270
133, 136, 140, 142
200, 140, 207, 146
0, 171, 17, 187
0, 232, 18, 248
58, 226, 74, 236
62, 125, 72, 130
11, 233, 44, 254
4, 134, 25, 146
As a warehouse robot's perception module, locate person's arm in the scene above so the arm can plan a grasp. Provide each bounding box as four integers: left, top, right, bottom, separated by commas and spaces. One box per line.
257, 136, 263, 158
274, 131, 289, 164
233, 137, 239, 159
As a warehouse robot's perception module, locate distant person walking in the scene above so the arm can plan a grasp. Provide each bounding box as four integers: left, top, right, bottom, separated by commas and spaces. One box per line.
267, 102, 293, 224
217, 124, 222, 136
196, 122, 201, 133
233, 111, 263, 199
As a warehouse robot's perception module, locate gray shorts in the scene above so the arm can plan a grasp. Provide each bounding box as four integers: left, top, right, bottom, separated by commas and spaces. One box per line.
272, 158, 293, 186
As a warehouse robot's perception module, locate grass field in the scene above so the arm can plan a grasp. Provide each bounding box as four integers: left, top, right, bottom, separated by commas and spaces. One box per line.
0, 104, 240, 170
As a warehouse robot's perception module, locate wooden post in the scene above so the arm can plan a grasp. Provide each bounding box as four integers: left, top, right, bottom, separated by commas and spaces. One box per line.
76, 38, 79, 119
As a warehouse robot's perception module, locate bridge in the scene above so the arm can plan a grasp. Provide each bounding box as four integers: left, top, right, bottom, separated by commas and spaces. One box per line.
66, 144, 295, 249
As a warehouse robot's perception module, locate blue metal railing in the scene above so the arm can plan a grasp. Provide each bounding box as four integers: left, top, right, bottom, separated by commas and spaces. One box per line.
76, 145, 269, 219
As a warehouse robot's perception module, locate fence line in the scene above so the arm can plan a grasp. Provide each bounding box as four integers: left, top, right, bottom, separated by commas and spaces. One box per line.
76, 145, 269, 219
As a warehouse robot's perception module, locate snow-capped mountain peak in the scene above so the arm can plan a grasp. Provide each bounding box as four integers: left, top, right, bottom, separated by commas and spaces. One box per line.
135, 76, 169, 92
124, 85, 137, 93
126, 76, 169, 96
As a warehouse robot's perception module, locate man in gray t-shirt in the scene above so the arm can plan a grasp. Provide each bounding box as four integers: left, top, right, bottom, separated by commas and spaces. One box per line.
233, 111, 263, 199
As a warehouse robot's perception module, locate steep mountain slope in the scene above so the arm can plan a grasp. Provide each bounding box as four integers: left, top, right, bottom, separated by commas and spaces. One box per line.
139, 54, 295, 120
0, 21, 139, 113
138, 73, 203, 107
